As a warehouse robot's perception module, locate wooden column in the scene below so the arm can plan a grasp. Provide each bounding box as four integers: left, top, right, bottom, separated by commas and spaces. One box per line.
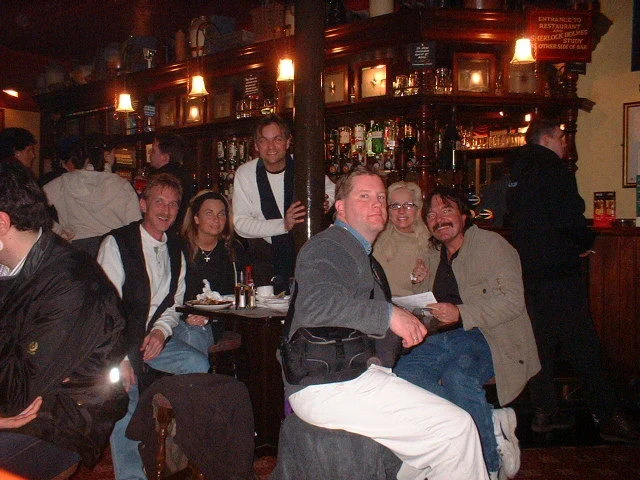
293, 0, 326, 243
416, 103, 437, 200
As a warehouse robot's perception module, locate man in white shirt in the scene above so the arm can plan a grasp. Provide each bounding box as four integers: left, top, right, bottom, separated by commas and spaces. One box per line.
97, 173, 209, 480
233, 114, 335, 293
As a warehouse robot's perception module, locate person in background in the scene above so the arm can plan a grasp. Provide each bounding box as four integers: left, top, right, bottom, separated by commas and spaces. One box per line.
97, 173, 209, 480
233, 114, 335, 294
507, 118, 640, 442
43, 133, 141, 257
177, 190, 251, 355
0, 158, 128, 468
373, 181, 430, 296
37, 136, 81, 188
478, 163, 511, 228
149, 132, 193, 233
280, 167, 488, 480
0, 127, 37, 169
394, 186, 540, 480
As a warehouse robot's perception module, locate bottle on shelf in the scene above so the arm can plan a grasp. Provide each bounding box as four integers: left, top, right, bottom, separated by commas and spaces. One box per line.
370, 119, 385, 156
440, 106, 462, 171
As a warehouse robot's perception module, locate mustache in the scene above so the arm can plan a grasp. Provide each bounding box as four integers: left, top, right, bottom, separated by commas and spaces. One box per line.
434, 221, 453, 230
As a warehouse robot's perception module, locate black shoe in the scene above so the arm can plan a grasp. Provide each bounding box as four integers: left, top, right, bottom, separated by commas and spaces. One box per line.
599, 411, 640, 443
531, 408, 575, 433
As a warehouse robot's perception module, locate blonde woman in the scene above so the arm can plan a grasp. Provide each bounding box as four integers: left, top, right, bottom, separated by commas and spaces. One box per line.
373, 181, 430, 296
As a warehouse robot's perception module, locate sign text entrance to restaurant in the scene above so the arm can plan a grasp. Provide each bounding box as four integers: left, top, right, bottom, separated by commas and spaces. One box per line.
528, 9, 592, 63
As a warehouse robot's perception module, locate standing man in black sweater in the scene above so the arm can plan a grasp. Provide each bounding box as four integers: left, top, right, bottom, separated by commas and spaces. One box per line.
507, 118, 639, 442
149, 132, 194, 233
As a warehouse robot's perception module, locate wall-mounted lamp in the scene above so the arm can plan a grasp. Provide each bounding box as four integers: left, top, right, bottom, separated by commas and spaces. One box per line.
277, 58, 295, 82
511, 37, 536, 64
187, 20, 218, 97
277, 24, 295, 82
2, 89, 19, 97
116, 92, 135, 113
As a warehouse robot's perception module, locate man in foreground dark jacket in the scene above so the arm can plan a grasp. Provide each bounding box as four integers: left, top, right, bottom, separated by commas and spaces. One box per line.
507, 118, 639, 443
0, 158, 128, 467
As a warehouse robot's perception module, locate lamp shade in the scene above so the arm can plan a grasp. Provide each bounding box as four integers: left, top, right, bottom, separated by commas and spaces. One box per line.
116, 93, 135, 112
511, 38, 535, 64
277, 58, 295, 82
189, 75, 209, 97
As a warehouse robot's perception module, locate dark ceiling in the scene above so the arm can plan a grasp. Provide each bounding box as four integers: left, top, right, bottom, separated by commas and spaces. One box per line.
0, 0, 259, 93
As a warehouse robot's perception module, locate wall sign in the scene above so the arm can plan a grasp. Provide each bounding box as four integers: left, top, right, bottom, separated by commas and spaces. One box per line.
528, 9, 592, 63
410, 42, 435, 69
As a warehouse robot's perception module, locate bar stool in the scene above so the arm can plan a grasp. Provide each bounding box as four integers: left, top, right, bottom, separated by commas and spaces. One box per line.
209, 330, 242, 377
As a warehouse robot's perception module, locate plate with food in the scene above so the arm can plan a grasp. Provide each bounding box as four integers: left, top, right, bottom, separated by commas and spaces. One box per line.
186, 298, 233, 311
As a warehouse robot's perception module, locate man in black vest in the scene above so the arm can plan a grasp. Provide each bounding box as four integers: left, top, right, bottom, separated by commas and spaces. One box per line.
97, 173, 209, 480
233, 114, 335, 294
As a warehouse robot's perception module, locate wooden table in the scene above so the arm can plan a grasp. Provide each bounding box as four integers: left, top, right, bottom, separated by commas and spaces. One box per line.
177, 305, 285, 456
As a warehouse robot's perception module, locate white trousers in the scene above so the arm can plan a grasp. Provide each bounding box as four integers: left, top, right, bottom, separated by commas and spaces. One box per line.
289, 365, 489, 480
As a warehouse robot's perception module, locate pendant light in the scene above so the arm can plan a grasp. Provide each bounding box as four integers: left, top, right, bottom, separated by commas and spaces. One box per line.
188, 20, 215, 98
511, 37, 536, 65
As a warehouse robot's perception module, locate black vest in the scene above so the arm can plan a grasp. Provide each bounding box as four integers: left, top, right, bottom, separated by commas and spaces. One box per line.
110, 221, 182, 375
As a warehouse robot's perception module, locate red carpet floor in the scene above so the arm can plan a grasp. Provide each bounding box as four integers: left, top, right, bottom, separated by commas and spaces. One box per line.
70, 445, 640, 480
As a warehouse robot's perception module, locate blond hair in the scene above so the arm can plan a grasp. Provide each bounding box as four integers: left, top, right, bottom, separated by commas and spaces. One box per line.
374, 181, 431, 262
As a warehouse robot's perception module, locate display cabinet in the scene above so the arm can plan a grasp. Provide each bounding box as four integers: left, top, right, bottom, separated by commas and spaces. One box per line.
35, 7, 593, 196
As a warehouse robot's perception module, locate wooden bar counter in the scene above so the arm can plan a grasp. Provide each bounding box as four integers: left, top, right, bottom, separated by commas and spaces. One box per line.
588, 225, 640, 383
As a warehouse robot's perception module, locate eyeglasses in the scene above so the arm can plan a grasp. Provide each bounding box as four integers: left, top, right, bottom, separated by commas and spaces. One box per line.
388, 202, 417, 211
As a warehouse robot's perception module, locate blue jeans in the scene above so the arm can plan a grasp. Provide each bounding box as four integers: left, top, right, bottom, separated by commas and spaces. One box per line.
394, 327, 499, 473
172, 321, 215, 356
110, 337, 210, 480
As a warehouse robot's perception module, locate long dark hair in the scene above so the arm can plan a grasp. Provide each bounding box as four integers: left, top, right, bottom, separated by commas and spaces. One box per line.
425, 186, 473, 249
181, 190, 235, 262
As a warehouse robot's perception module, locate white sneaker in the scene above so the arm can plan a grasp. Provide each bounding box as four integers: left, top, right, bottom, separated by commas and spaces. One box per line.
489, 469, 507, 480
492, 407, 520, 478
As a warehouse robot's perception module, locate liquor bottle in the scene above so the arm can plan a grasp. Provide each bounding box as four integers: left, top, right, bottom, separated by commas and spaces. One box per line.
204, 169, 213, 190
338, 126, 352, 174
384, 119, 398, 153
370, 119, 385, 155
190, 172, 199, 195
353, 123, 366, 154
216, 140, 226, 176
226, 135, 238, 169
440, 106, 461, 171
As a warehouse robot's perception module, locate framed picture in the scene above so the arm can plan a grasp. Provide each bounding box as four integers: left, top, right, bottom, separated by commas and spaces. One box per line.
453, 53, 496, 94
357, 62, 388, 100
324, 65, 349, 105
157, 96, 177, 128
623, 101, 640, 187
209, 88, 234, 120
182, 95, 205, 125
509, 63, 537, 95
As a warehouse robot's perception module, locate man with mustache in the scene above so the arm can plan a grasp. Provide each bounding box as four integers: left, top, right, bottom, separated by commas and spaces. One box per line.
97, 173, 209, 480
394, 186, 540, 480
278, 168, 488, 480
